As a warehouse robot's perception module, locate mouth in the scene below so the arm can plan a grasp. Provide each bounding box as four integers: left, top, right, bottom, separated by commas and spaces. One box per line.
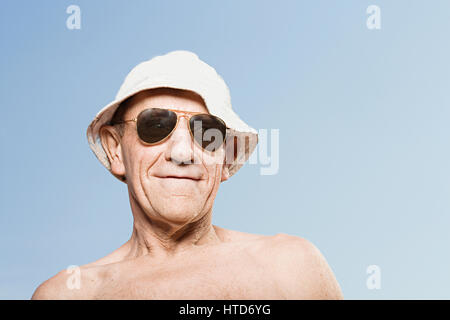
156, 175, 202, 181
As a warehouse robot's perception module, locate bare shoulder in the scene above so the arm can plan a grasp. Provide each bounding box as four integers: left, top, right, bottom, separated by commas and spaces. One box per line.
263, 233, 344, 300
31, 266, 102, 300
213, 225, 268, 243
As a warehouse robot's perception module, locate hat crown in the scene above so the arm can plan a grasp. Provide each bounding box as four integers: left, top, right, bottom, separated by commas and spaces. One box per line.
116, 50, 230, 103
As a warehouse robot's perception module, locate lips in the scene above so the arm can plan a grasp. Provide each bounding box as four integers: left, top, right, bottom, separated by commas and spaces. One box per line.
163, 176, 200, 181
155, 174, 202, 181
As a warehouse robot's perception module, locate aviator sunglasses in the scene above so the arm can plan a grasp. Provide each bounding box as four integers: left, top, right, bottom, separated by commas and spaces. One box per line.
113, 108, 228, 152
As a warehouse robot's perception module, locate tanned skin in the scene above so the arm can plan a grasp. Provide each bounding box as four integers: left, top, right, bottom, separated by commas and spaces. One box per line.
32, 88, 343, 300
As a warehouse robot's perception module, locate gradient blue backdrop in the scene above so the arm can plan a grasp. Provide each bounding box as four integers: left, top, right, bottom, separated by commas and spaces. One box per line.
1, 0, 450, 299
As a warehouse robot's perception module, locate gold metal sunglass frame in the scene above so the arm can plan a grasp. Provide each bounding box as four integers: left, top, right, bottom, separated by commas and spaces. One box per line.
113, 107, 228, 149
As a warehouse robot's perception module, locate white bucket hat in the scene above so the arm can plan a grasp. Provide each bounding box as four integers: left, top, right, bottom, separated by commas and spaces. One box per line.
87, 50, 258, 182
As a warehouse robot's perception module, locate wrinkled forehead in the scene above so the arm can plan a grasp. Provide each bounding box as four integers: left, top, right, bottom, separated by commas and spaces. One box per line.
121, 88, 209, 119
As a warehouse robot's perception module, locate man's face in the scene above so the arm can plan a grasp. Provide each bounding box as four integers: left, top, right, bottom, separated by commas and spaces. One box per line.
101, 89, 229, 226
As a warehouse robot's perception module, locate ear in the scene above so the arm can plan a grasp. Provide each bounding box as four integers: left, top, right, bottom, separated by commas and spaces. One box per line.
221, 164, 230, 182
99, 125, 126, 178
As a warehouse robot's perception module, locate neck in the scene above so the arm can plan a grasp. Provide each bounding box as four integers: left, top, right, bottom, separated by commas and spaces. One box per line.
122, 195, 222, 260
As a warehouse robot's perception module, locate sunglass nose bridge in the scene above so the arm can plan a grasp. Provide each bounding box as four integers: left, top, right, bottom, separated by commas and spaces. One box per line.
173, 114, 192, 132
170, 110, 198, 129
177, 114, 191, 121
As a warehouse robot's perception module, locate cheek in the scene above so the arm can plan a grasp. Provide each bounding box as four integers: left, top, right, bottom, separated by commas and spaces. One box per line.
123, 143, 162, 181
202, 158, 225, 194
199, 147, 226, 170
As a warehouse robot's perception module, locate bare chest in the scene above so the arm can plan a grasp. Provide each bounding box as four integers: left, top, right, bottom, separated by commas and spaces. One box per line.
92, 247, 285, 299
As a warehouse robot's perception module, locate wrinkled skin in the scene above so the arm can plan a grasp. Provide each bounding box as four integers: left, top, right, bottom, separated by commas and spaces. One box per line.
32, 88, 343, 300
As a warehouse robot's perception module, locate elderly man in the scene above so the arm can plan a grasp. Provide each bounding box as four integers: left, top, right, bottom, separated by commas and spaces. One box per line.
32, 51, 343, 300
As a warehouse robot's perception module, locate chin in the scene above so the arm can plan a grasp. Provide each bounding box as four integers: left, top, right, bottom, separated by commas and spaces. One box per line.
159, 209, 201, 225
155, 198, 205, 223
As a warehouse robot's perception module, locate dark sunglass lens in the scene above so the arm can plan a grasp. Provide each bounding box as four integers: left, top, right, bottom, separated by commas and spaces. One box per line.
136, 108, 177, 144
190, 114, 227, 152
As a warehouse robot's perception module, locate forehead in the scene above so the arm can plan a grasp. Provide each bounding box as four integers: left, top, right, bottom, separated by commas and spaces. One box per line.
123, 88, 209, 118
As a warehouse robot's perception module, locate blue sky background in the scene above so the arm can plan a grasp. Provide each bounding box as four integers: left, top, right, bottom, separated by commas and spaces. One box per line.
1, 0, 450, 299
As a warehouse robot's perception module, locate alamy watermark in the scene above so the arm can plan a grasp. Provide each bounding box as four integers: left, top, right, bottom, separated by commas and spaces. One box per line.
366, 5, 381, 30
66, 5, 81, 30
366, 265, 381, 290
165, 124, 280, 176
66, 265, 81, 290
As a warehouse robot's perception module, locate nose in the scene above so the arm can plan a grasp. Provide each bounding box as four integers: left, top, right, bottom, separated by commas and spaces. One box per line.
165, 117, 194, 165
